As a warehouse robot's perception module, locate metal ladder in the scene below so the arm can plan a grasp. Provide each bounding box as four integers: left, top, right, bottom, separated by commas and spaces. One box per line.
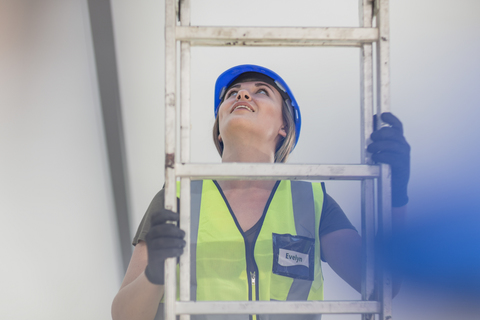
163, 0, 392, 319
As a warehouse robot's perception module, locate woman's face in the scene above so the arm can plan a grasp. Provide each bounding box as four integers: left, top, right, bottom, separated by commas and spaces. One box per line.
217, 81, 286, 152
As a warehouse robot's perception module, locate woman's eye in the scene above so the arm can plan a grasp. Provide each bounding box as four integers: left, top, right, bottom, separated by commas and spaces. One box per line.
226, 91, 237, 98
257, 89, 268, 95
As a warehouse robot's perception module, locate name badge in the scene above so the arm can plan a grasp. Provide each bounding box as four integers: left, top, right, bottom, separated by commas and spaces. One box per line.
272, 233, 315, 281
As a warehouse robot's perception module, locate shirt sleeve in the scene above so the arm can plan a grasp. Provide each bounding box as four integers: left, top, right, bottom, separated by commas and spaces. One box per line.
132, 189, 165, 246
318, 187, 357, 261
319, 193, 357, 237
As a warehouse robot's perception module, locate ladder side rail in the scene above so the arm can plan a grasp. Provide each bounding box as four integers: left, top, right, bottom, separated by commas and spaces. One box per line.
179, 178, 191, 320
179, 1, 192, 320
359, 1, 376, 320
376, 1, 393, 320
164, 0, 178, 320
180, 0, 191, 165
378, 166, 392, 320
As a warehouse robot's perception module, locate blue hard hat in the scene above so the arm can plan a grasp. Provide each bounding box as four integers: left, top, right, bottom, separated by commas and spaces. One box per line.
214, 64, 301, 148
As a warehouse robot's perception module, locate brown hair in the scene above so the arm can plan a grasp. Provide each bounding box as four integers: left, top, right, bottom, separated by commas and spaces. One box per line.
212, 100, 296, 163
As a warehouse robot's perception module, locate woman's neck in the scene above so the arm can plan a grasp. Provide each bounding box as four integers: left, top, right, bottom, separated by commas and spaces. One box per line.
221, 143, 275, 163
219, 144, 277, 190
217, 179, 277, 194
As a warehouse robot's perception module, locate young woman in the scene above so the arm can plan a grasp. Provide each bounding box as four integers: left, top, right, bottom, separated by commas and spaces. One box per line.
112, 65, 410, 320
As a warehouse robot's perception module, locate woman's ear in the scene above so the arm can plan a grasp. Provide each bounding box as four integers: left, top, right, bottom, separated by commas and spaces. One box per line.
218, 134, 223, 142
279, 126, 287, 138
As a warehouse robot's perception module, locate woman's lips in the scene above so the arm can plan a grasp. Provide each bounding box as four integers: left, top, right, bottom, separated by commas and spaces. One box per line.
231, 102, 254, 113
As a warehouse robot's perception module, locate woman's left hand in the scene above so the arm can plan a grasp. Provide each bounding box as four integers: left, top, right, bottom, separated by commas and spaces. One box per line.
367, 112, 410, 207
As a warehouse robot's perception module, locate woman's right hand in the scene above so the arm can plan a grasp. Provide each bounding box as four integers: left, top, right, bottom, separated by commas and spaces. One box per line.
144, 209, 186, 284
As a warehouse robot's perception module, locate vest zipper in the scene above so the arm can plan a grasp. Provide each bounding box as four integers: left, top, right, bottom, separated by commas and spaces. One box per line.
250, 271, 256, 320
213, 180, 280, 320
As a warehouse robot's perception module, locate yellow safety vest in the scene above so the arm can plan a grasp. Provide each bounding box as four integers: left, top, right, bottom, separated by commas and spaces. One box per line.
168, 180, 325, 320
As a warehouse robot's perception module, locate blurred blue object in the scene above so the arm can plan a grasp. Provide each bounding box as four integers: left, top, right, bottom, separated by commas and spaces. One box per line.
389, 205, 480, 300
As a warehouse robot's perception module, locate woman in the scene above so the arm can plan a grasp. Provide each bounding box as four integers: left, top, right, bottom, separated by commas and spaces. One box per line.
112, 65, 410, 320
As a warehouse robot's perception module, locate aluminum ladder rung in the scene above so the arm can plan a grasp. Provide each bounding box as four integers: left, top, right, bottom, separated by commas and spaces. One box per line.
176, 163, 380, 180
176, 26, 379, 47
175, 301, 381, 315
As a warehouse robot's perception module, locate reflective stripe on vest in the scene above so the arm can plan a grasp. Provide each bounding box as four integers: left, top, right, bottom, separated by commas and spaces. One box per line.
183, 180, 324, 320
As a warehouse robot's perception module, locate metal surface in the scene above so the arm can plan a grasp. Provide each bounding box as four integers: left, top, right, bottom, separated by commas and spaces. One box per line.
86, 0, 132, 274
359, 1, 376, 320
164, 0, 177, 319
179, 1, 192, 320
176, 26, 378, 47
179, 177, 191, 320
176, 163, 380, 180
376, 1, 393, 319
175, 301, 381, 315
180, 16, 191, 164
378, 164, 392, 320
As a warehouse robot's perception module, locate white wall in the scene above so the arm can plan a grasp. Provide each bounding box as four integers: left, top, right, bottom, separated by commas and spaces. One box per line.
1, 0, 479, 319
0, 1, 121, 319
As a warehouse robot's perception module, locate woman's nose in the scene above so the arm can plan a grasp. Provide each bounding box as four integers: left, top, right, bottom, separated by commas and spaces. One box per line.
236, 89, 251, 101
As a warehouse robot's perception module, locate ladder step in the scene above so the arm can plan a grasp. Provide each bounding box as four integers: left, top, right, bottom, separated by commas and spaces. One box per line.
176, 26, 378, 47
176, 164, 379, 180
175, 301, 381, 315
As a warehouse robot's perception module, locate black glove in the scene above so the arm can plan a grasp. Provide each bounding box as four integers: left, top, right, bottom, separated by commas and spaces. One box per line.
367, 112, 411, 207
144, 208, 185, 285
